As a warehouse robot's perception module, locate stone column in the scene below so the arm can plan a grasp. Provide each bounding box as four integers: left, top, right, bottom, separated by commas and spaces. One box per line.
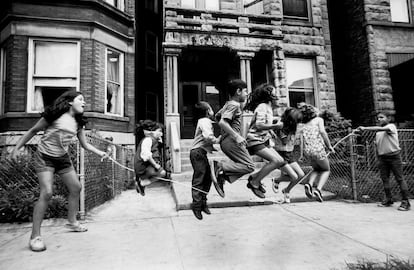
164, 47, 182, 173
272, 44, 286, 116
237, 51, 255, 137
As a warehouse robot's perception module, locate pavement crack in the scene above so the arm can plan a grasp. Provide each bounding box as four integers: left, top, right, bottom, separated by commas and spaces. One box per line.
281, 205, 397, 259
170, 218, 186, 270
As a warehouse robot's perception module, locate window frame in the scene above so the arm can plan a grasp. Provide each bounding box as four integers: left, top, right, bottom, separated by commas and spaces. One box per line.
105, 47, 124, 116
104, 0, 125, 11
390, 0, 411, 23
285, 57, 317, 108
27, 38, 80, 113
145, 0, 159, 13
145, 31, 159, 72
282, 0, 310, 21
0, 48, 5, 115
181, 0, 220, 10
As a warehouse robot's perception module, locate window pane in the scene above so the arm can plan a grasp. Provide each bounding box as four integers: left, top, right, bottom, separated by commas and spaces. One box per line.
34, 41, 77, 77
289, 91, 315, 107
33, 86, 75, 111
181, 0, 195, 8
107, 82, 121, 114
282, 0, 308, 18
206, 0, 219, 10
286, 58, 314, 89
107, 50, 120, 83
390, 0, 410, 22
244, 0, 264, 14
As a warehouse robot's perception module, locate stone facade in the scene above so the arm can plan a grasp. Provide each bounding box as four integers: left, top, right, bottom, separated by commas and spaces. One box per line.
329, 0, 414, 126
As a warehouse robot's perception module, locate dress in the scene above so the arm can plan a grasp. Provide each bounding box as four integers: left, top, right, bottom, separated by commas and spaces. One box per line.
302, 124, 327, 160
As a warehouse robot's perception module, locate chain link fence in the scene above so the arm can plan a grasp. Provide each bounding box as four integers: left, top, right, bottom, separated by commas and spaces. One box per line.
0, 132, 135, 222
322, 129, 414, 202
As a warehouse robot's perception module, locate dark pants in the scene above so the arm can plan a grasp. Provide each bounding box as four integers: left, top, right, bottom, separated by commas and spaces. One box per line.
190, 148, 212, 209
378, 153, 409, 200
220, 136, 255, 183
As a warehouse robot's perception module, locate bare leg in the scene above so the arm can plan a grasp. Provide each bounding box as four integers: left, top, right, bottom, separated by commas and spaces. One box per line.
250, 147, 285, 186
31, 171, 54, 239
61, 170, 82, 224
314, 158, 330, 190
284, 162, 305, 193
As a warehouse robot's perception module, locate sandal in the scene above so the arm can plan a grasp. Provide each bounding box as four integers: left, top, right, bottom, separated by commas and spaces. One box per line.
248, 176, 266, 193
247, 182, 265, 199
65, 222, 88, 232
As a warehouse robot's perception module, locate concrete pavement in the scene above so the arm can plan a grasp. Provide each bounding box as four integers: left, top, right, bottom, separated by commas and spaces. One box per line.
0, 183, 413, 270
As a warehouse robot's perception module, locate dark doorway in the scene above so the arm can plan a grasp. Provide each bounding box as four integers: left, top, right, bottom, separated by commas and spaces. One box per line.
389, 58, 414, 126
179, 47, 239, 138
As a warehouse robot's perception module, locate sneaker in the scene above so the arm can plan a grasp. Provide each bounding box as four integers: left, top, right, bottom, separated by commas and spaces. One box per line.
313, 188, 323, 202
135, 180, 145, 196
271, 178, 279, 193
282, 188, 290, 203
304, 183, 313, 199
65, 222, 88, 232
378, 199, 394, 207
398, 200, 411, 211
211, 161, 225, 198
29, 236, 46, 252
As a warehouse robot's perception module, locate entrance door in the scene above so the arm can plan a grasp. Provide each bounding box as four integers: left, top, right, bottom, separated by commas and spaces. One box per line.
179, 82, 221, 139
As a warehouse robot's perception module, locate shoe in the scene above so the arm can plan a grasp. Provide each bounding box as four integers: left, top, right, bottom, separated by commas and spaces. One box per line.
313, 188, 323, 202
192, 208, 203, 220
246, 182, 265, 199
248, 176, 266, 193
201, 204, 211, 215
398, 200, 411, 211
135, 180, 145, 196
271, 178, 279, 193
304, 184, 313, 199
378, 199, 394, 207
29, 236, 46, 252
282, 188, 290, 203
65, 222, 88, 232
211, 161, 225, 198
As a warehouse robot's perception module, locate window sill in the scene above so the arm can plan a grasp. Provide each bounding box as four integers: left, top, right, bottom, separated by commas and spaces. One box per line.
0, 112, 41, 120
365, 20, 414, 29
84, 112, 130, 122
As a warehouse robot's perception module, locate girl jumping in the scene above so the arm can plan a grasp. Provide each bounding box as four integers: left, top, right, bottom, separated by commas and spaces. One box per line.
134, 120, 168, 196
299, 104, 334, 202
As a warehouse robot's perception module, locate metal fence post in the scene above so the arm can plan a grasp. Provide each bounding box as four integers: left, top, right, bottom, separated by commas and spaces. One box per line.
349, 133, 358, 200
79, 144, 86, 219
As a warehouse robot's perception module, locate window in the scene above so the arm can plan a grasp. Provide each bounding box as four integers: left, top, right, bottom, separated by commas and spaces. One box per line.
106, 48, 124, 116
282, 0, 309, 19
145, 0, 159, 13
285, 58, 315, 107
181, 0, 219, 10
145, 31, 158, 71
104, 0, 124, 11
0, 48, 5, 115
390, 0, 410, 23
27, 39, 80, 112
244, 0, 264, 15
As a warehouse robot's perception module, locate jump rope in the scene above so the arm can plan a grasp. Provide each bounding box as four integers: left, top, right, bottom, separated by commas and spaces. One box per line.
105, 130, 358, 196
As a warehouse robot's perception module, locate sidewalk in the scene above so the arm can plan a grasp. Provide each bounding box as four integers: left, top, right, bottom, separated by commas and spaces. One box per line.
0, 184, 413, 270
171, 171, 336, 210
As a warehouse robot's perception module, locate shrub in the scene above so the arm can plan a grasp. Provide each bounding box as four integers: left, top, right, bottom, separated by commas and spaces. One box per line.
320, 110, 353, 133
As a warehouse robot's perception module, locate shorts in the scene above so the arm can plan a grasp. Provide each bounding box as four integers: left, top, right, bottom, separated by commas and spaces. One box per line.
278, 151, 294, 164
247, 142, 267, 155
34, 151, 74, 175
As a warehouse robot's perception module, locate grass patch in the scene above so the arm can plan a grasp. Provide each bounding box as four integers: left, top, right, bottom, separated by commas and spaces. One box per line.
340, 258, 414, 270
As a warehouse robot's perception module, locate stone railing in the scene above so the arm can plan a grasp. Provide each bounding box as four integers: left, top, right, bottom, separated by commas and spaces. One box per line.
165, 6, 282, 38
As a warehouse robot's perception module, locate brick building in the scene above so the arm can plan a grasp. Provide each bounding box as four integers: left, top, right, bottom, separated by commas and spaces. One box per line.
0, 0, 136, 145
163, 0, 337, 172
328, 0, 414, 126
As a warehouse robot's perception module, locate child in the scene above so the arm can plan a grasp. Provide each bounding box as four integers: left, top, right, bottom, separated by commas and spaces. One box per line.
299, 104, 334, 202
272, 107, 306, 203
357, 112, 411, 211
190, 101, 220, 220
244, 83, 299, 199
134, 120, 168, 196
211, 79, 256, 198
10, 91, 108, 252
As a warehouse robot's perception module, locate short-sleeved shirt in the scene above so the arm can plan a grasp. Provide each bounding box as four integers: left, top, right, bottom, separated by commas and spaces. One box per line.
191, 117, 216, 153
217, 100, 242, 140
376, 123, 401, 156
37, 113, 79, 157
246, 103, 274, 148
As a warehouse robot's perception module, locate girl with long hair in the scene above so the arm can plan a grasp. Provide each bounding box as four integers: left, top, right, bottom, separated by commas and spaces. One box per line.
11, 90, 108, 252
